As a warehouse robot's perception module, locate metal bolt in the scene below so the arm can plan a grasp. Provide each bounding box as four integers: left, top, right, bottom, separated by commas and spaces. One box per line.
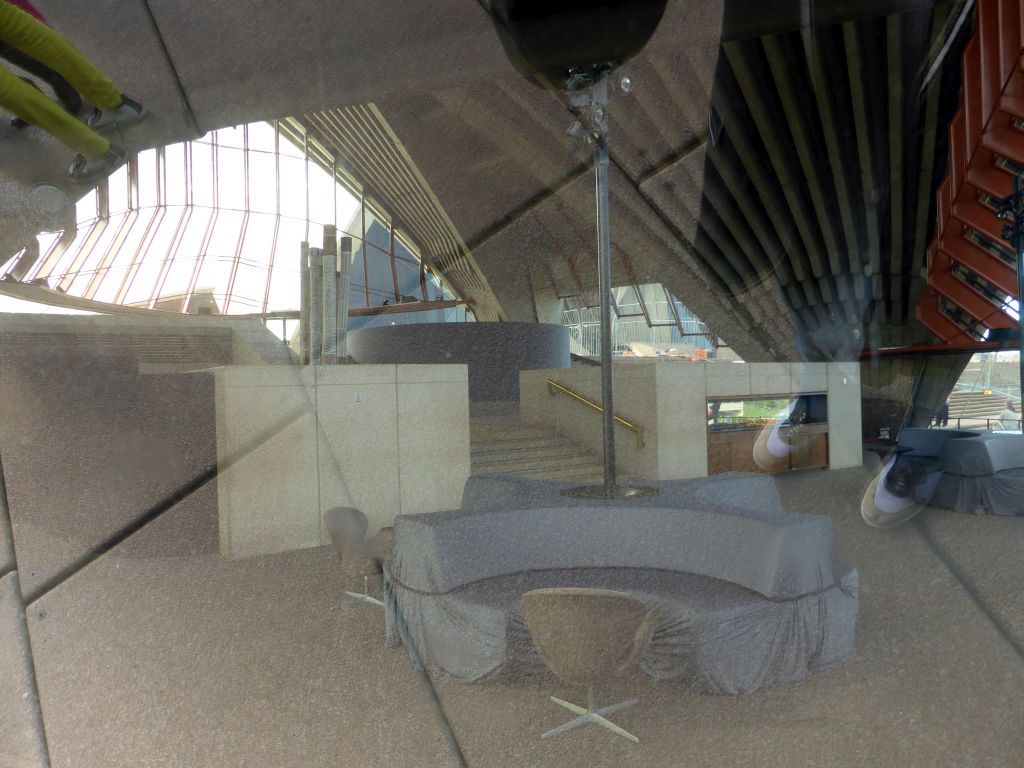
619, 75, 634, 93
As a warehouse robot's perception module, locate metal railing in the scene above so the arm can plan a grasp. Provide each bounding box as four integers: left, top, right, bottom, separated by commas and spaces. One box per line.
930, 417, 1022, 431
545, 379, 645, 448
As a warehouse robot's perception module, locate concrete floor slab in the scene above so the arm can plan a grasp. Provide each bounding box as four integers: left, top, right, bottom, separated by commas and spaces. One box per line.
5, 464, 1022, 766
0, 356, 218, 601
425, 467, 1024, 767
0, 572, 47, 768
26, 492, 460, 768
917, 508, 1024, 653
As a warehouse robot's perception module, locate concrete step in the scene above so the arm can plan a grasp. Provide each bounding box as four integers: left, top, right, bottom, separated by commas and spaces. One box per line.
469, 411, 610, 482
472, 453, 602, 474
519, 465, 606, 481
471, 439, 578, 457
470, 423, 556, 439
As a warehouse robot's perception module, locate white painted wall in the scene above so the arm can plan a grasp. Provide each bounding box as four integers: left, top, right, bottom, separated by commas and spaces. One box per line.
215, 364, 469, 559
520, 361, 861, 480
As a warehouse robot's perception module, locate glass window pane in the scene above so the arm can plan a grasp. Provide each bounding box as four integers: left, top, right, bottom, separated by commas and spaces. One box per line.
122, 250, 167, 307
226, 262, 269, 312
216, 125, 245, 149
364, 208, 390, 253
307, 223, 324, 254
35, 232, 62, 263
278, 154, 306, 220
248, 150, 277, 214
205, 210, 244, 266
278, 130, 305, 158
87, 264, 131, 304
217, 147, 246, 210
337, 185, 360, 236
266, 217, 307, 312
348, 281, 368, 310
164, 143, 187, 206
61, 212, 129, 290
75, 189, 98, 224
239, 214, 276, 269
190, 141, 214, 207
137, 149, 159, 207
394, 258, 421, 300
42, 220, 97, 282
158, 248, 201, 304
424, 271, 443, 300
122, 208, 189, 306
107, 164, 129, 214
192, 253, 234, 306
248, 121, 277, 153
309, 161, 334, 225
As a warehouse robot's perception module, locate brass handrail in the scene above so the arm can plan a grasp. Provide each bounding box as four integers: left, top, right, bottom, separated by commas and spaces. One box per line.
545, 379, 645, 448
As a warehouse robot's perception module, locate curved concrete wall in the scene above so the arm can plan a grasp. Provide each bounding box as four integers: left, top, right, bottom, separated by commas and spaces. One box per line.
347, 322, 569, 401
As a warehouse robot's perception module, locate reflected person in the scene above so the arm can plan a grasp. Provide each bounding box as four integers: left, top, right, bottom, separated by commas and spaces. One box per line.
0, 0, 81, 126
999, 400, 1020, 431
0, 0, 146, 182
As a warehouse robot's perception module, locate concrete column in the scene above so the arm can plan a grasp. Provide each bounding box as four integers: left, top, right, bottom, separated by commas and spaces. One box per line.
308, 247, 323, 366
321, 227, 338, 365
338, 237, 353, 359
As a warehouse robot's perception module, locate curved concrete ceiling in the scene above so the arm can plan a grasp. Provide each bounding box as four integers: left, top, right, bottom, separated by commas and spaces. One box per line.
0, 0, 967, 363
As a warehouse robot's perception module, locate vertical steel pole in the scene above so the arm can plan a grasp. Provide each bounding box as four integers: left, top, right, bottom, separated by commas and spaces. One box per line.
1013, 176, 1024, 433
299, 241, 310, 365
592, 78, 616, 497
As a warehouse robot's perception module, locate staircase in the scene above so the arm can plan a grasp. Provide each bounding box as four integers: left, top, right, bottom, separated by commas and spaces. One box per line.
948, 390, 1021, 422
917, 0, 1024, 344
470, 402, 606, 482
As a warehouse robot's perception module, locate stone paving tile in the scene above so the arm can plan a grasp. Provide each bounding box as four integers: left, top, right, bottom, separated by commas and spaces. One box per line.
27, 495, 459, 768
0, 572, 47, 768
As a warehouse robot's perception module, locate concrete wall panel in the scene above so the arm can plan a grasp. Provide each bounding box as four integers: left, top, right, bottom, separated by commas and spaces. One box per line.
217, 365, 469, 557
347, 322, 568, 401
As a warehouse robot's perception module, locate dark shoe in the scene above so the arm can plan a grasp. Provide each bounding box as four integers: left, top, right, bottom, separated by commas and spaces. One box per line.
860, 454, 941, 528
87, 95, 147, 132
66, 144, 128, 183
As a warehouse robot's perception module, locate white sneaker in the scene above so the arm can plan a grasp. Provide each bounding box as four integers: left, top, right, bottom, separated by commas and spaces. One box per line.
87, 96, 147, 132
67, 145, 128, 183
753, 399, 809, 470
860, 453, 941, 528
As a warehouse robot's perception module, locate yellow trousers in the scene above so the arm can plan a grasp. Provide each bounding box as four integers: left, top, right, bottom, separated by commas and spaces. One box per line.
0, 1, 122, 158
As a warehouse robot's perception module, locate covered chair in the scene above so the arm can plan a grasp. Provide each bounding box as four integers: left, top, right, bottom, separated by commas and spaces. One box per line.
519, 588, 654, 743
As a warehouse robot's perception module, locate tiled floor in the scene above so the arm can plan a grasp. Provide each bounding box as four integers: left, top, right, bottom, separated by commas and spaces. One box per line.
11, 465, 1023, 767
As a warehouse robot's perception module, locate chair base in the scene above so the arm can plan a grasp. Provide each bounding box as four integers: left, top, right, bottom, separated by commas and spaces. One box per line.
344, 575, 385, 607
541, 695, 640, 743
344, 591, 384, 607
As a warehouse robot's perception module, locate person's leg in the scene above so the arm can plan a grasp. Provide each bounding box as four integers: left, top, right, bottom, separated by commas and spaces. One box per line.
0, 41, 81, 113
0, 63, 106, 156
0, 1, 120, 111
